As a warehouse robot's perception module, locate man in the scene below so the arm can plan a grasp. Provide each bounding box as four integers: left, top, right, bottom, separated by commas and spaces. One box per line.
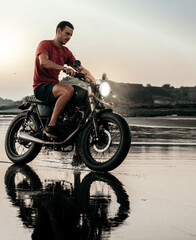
33, 21, 95, 139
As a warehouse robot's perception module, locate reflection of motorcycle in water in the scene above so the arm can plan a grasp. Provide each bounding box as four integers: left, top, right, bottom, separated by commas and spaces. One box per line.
4, 164, 130, 240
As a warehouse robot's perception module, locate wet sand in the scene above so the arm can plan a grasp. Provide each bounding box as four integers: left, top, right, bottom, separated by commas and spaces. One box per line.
0, 116, 196, 239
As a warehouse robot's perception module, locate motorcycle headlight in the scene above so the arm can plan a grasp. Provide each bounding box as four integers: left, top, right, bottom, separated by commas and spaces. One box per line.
99, 82, 111, 97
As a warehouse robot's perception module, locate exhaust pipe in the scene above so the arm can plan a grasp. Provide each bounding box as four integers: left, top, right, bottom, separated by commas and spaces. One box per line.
17, 131, 46, 144
17, 126, 80, 145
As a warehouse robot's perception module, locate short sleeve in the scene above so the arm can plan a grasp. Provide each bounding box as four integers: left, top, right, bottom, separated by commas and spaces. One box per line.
36, 40, 50, 56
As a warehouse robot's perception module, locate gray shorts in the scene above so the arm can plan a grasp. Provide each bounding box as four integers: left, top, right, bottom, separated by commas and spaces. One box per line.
34, 83, 56, 102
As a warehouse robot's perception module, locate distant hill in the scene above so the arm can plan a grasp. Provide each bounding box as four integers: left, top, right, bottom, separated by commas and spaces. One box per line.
0, 97, 20, 114
1, 79, 196, 117
61, 77, 196, 117
0, 97, 14, 107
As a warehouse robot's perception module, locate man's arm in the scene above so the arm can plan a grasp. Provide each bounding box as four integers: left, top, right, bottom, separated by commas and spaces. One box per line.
81, 66, 95, 82
39, 53, 63, 70
38, 53, 75, 76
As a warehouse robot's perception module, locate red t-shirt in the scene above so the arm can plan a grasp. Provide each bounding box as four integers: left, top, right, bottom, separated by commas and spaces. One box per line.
33, 40, 76, 90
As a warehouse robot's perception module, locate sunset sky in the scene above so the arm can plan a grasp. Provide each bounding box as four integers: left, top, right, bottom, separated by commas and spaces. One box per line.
0, 0, 196, 100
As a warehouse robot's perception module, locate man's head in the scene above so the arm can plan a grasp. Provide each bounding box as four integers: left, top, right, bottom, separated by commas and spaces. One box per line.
56, 21, 74, 33
56, 21, 74, 45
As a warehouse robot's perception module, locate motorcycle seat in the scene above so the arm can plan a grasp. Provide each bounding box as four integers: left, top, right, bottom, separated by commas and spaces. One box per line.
23, 95, 48, 104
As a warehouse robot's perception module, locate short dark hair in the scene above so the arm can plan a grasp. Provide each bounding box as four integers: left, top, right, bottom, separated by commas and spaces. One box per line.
56, 21, 74, 33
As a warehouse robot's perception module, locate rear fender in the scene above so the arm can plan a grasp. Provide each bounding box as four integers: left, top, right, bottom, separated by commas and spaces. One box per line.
17, 108, 42, 127
18, 102, 31, 110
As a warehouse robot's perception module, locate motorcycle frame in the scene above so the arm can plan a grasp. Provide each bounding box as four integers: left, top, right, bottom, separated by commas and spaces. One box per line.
17, 69, 115, 147
18, 89, 112, 147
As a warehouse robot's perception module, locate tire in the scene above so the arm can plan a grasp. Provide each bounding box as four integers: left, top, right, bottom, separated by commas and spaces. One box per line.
5, 112, 42, 164
80, 112, 131, 172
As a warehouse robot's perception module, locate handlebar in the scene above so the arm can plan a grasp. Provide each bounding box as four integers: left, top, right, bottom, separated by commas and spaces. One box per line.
63, 68, 94, 85
74, 72, 86, 80
62, 67, 85, 80
74, 72, 96, 88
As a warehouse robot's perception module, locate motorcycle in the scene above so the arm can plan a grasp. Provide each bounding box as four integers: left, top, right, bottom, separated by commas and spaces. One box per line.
5, 60, 131, 171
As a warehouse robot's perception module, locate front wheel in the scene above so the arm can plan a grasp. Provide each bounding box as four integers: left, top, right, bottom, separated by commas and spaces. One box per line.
80, 112, 131, 171
5, 112, 42, 164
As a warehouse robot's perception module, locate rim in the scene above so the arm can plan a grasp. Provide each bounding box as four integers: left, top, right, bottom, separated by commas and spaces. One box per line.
87, 119, 121, 163
10, 117, 36, 156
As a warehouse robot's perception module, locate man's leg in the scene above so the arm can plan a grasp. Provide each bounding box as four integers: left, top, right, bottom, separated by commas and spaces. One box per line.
44, 83, 81, 162
44, 84, 74, 138
48, 84, 74, 126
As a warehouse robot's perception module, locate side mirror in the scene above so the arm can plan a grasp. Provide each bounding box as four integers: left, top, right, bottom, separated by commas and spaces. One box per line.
102, 73, 108, 81
73, 60, 81, 68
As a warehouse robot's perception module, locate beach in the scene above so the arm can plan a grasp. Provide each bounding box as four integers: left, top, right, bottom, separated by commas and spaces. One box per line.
0, 115, 196, 239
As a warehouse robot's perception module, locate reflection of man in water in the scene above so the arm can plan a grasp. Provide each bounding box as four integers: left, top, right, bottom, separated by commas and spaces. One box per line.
31, 195, 81, 240
32, 172, 82, 240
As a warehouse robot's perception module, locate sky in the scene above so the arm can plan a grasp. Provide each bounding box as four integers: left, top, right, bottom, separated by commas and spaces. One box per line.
0, 0, 196, 100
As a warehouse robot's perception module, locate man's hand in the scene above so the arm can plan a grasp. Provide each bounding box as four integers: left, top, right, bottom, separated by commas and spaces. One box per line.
79, 66, 95, 82
63, 67, 75, 77
72, 63, 95, 82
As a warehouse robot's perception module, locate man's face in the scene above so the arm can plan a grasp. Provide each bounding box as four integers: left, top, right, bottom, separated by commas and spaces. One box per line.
58, 26, 73, 45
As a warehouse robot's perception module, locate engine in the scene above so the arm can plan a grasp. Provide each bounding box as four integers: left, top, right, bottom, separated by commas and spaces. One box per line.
57, 108, 83, 139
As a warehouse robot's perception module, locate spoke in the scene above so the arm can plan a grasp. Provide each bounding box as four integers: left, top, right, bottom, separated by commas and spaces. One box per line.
11, 117, 35, 157
88, 119, 121, 163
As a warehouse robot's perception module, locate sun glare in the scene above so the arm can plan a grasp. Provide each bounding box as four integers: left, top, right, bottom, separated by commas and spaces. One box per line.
0, 40, 15, 59
0, 33, 20, 61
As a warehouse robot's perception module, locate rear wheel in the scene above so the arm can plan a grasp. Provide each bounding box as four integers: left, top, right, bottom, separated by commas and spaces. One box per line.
80, 112, 131, 171
5, 112, 42, 164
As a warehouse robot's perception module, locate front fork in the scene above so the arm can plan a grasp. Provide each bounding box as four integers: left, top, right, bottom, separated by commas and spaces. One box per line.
88, 86, 100, 141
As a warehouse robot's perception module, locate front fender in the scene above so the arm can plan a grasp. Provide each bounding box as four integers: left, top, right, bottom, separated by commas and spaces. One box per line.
96, 108, 113, 118
82, 109, 113, 130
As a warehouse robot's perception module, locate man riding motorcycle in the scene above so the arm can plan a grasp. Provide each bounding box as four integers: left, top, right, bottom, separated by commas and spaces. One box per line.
33, 21, 95, 139
4, 21, 131, 171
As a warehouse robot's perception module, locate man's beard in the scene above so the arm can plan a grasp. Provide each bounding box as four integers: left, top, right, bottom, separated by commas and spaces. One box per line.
61, 39, 69, 46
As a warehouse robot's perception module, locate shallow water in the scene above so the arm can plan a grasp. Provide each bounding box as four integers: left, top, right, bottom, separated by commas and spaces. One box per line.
0, 116, 196, 240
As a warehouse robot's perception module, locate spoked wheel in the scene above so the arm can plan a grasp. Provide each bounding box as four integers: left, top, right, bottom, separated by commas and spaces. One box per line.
80, 112, 131, 171
5, 112, 42, 164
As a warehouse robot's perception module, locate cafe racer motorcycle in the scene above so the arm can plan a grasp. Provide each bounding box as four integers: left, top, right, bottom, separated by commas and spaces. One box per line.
5, 61, 131, 172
